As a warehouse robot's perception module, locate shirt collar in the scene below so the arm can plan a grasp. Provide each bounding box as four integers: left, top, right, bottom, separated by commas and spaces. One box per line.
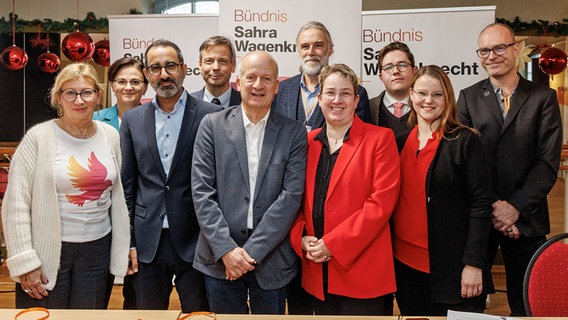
383, 91, 409, 107
204, 86, 232, 105
242, 106, 270, 127
300, 75, 320, 94
152, 90, 187, 114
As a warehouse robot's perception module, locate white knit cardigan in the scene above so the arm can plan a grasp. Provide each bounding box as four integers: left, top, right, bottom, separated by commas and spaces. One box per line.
1, 120, 130, 290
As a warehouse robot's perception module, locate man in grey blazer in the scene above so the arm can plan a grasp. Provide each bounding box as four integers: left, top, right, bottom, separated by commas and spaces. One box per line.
192, 51, 307, 314
457, 23, 562, 316
121, 39, 221, 312
191, 36, 241, 109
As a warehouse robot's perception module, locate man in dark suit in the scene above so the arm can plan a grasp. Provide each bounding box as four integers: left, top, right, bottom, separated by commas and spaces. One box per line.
457, 23, 562, 316
192, 51, 307, 314
191, 36, 241, 109
120, 39, 221, 313
272, 21, 370, 131
369, 41, 417, 152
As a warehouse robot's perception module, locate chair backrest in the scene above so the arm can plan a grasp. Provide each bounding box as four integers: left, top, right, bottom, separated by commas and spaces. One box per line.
524, 232, 568, 316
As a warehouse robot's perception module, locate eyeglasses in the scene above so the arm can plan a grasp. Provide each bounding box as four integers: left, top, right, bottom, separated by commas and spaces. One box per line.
381, 62, 410, 74
411, 89, 445, 101
476, 42, 516, 58
146, 62, 183, 76
113, 79, 145, 88
60, 89, 98, 102
322, 91, 355, 100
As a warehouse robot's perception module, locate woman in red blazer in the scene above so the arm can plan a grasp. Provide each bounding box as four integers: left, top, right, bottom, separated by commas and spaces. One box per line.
290, 64, 400, 315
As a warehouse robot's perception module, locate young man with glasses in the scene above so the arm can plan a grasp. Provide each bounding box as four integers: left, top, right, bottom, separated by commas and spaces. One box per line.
457, 23, 562, 316
370, 41, 417, 153
120, 39, 222, 313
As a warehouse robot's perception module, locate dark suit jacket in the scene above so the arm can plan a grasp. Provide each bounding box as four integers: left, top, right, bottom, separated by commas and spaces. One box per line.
120, 91, 222, 263
271, 73, 370, 128
422, 127, 492, 303
192, 107, 307, 290
457, 76, 562, 237
190, 87, 242, 108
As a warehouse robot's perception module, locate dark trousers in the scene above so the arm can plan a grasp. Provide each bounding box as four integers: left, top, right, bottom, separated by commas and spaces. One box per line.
204, 273, 287, 314
395, 259, 486, 316
16, 233, 111, 309
487, 229, 546, 316
104, 273, 136, 309
286, 272, 314, 314
135, 229, 207, 313
312, 292, 387, 315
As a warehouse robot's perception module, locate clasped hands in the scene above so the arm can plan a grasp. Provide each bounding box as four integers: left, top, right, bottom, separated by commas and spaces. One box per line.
301, 236, 332, 263
222, 247, 256, 281
492, 200, 521, 239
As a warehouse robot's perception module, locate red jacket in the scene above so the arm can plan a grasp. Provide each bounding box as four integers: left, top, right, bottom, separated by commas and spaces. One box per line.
290, 116, 400, 300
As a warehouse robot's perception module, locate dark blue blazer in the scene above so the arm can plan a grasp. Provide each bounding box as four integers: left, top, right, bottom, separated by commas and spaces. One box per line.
190, 87, 242, 109
120, 91, 222, 263
271, 73, 370, 128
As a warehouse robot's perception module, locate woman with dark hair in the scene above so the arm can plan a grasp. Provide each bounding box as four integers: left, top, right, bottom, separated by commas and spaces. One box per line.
392, 65, 492, 315
93, 57, 147, 130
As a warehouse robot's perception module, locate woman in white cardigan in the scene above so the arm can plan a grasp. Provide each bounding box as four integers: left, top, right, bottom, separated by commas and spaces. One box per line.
1, 63, 130, 309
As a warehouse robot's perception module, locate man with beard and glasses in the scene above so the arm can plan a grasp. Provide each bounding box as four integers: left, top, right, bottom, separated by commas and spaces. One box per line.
272, 21, 370, 132
120, 39, 221, 312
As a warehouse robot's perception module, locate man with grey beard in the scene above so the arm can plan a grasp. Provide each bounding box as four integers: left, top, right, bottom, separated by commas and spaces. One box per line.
120, 39, 221, 312
272, 21, 370, 131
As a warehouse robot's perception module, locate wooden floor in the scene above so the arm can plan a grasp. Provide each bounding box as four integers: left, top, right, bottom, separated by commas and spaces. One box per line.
0, 179, 565, 315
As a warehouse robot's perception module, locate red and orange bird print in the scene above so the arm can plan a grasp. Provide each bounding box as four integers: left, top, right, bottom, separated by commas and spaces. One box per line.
66, 151, 113, 207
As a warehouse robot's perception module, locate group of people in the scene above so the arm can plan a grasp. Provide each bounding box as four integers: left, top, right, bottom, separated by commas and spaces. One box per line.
1, 20, 562, 317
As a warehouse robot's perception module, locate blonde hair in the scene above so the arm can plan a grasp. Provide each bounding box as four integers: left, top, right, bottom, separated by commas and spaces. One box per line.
50, 63, 103, 111
318, 63, 359, 95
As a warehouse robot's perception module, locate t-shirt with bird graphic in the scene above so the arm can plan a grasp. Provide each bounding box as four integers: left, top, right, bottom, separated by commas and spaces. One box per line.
54, 122, 117, 243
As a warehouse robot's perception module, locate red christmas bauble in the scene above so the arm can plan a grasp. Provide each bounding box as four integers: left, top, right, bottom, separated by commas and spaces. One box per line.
539, 47, 567, 75
37, 52, 61, 73
93, 40, 110, 67
1, 45, 28, 70
62, 31, 95, 62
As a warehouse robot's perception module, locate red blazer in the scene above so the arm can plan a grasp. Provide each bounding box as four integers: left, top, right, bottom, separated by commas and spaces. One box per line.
290, 116, 400, 300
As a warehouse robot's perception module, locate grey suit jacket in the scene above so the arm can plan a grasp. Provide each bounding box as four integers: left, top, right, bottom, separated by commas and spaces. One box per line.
190, 87, 242, 109
191, 106, 307, 290
457, 76, 562, 237
120, 91, 222, 263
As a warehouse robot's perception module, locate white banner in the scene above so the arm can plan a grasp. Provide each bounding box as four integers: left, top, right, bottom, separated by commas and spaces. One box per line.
218, 0, 362, 80
108, 14, 218, 99
361, 7, 495, 97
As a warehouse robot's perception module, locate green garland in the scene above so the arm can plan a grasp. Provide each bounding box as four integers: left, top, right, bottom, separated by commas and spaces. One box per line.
0, 10, 141, 34
1, 12, 567, 36
497, 17, 568, 36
